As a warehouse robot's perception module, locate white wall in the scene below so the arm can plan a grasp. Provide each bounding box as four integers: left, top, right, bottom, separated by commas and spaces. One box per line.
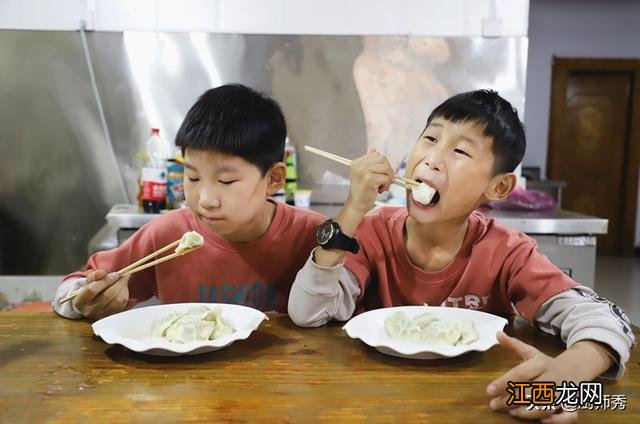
524, 0, 640, 246
0, 0, 528, 36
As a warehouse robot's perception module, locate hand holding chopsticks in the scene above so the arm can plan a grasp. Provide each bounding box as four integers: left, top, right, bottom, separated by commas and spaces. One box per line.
303, 145, 418, 190
60, 231, 204, 304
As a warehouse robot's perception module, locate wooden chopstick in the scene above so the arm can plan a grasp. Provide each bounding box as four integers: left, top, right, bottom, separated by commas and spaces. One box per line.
303, 145, 419, 189
118, 239, 180, 276
60, 239, 198, 304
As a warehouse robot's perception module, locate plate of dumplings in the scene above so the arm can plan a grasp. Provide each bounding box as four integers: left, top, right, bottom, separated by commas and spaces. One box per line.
92, 303, 268, 356
342, 306, 508, 359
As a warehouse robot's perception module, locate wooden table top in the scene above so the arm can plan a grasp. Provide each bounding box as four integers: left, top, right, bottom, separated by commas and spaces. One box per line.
0, 312, 637, 422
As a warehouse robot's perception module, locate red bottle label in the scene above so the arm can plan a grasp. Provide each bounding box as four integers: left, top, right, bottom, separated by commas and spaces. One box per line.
141, 167, 167, 201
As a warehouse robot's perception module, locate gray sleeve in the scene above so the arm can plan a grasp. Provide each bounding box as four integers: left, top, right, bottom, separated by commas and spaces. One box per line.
51, 278, 86, 319
288, 248, 361, 328
534, 285, 636, 379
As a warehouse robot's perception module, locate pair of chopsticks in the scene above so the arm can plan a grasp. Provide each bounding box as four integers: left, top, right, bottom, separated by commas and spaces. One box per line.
303, 145, 419, 190
60, 238, 199, 304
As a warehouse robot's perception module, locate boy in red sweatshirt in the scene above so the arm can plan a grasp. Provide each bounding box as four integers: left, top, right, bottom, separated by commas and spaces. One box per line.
54, 84, 324, 320
288, 90, 635, 422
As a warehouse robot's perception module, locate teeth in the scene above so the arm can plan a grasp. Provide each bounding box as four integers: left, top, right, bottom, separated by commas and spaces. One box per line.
412, 182, 437, 205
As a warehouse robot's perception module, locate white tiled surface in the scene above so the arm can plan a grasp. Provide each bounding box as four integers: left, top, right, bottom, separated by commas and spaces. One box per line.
0, 0, 529, 35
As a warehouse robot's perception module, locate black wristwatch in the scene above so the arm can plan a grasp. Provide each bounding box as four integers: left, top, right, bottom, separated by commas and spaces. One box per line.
316, 219, 360, 254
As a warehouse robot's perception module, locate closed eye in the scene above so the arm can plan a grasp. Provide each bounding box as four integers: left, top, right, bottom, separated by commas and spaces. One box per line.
454, 149, 471, 158
424, 136, 437, 143
219, 180, 238, 185
187, 177, 200, 182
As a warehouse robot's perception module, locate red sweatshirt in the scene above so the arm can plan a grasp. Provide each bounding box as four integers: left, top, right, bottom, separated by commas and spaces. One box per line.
346, 207, 576, 322
64, 201, 325, 312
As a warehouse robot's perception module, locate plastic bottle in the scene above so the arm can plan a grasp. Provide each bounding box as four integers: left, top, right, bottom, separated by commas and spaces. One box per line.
166, 158, 185, 209
141, 128, 172, 213
284, 137, 298, 205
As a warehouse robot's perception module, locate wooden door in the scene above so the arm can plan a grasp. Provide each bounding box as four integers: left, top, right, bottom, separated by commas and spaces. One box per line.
548, 59, 640, 255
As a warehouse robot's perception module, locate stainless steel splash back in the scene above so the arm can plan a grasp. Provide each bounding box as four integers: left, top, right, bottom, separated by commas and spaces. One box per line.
0, 31, 526, 274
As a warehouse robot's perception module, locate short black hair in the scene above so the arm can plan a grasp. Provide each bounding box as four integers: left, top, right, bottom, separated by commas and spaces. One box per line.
175, 84, 287, 175
426, 89, 525, 174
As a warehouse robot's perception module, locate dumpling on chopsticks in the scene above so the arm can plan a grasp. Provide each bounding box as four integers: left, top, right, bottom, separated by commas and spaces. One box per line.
411, 182, 437, 205
175, 231, 204, 254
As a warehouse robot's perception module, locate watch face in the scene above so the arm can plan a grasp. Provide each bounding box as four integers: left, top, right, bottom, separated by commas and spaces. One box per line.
316, 222, 335, 244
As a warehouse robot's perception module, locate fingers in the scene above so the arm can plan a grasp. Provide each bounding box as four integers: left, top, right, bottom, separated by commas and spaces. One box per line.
90, 278, 130, 320
85, 269, 107, 285
99, 274, 130, 310
347, 150, 395, 213
497, 331, 541, 361
508, 404, 578, 422
73, 272, 129, 319
74, 272, 120, 307
352, 151, 395, 187
486, 357, 547, 401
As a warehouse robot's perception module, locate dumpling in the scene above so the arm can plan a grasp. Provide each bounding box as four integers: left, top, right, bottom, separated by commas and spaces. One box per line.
458, 319, 478, 344
422, 320, 462, 345
384, 311, 423, 340
150, 311, 180, 337
150, 306, 235, 343
411, 182, 437, 205
175, 231, 204, 254
384, 310, 478, 346
414, 312, 440, 329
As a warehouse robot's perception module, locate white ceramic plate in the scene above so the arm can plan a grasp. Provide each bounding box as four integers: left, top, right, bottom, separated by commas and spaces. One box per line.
92, 303, 268, 356
342, 306, 508, 359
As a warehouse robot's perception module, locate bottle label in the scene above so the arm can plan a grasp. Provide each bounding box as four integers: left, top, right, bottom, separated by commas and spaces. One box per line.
141, 167, 167, 201
285, 149, 297, 180
166, 163, 184, 207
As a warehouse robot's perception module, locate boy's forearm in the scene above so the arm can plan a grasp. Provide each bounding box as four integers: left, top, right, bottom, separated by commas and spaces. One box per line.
313, 201, 366, 267
559, 340, 616, 381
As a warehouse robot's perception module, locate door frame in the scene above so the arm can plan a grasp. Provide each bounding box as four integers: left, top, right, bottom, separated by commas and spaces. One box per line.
548, 57, 640, 255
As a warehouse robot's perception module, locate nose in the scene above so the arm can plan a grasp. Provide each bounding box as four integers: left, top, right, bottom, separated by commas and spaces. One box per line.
424, 144, 444, 172
198, 184, 221, 209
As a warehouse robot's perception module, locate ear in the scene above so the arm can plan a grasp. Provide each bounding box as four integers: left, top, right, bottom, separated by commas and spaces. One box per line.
265, 162, 286, 196
485, 172, 517, 201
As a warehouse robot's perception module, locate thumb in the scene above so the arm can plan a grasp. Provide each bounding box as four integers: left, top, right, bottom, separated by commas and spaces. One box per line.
497, 331, 540, 360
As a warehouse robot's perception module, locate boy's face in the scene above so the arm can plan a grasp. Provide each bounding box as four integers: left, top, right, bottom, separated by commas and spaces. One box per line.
404, 118, 511, 223
183, 149, 283, 241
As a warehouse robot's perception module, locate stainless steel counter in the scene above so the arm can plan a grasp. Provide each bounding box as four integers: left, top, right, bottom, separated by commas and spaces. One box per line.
100, 204, 608, 235
482, 209, 608, 235
89, 204, 608, 288
312, 204, 608, 235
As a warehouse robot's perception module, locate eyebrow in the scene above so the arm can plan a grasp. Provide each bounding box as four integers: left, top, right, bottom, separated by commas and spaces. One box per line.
459, 136, 481, 148
217, 165, 239, 173
183, 162, 239, 173
425, 123, 482, 148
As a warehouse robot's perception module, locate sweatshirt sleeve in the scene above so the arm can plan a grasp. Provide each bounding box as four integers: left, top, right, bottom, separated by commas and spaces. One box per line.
535, 285, 636, 379
51, 277, 86, 319
504, 236, 577, 323
288, 248, 361, 327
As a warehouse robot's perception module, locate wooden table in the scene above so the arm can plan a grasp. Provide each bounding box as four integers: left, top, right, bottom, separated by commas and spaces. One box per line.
0, 312, 637, 422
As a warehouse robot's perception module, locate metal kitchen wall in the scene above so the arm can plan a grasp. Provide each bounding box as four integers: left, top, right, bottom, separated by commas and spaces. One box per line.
0, 31, 527, 274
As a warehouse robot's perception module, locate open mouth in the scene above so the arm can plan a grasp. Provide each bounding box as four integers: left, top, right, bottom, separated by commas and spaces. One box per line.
413, 178, 441, 207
